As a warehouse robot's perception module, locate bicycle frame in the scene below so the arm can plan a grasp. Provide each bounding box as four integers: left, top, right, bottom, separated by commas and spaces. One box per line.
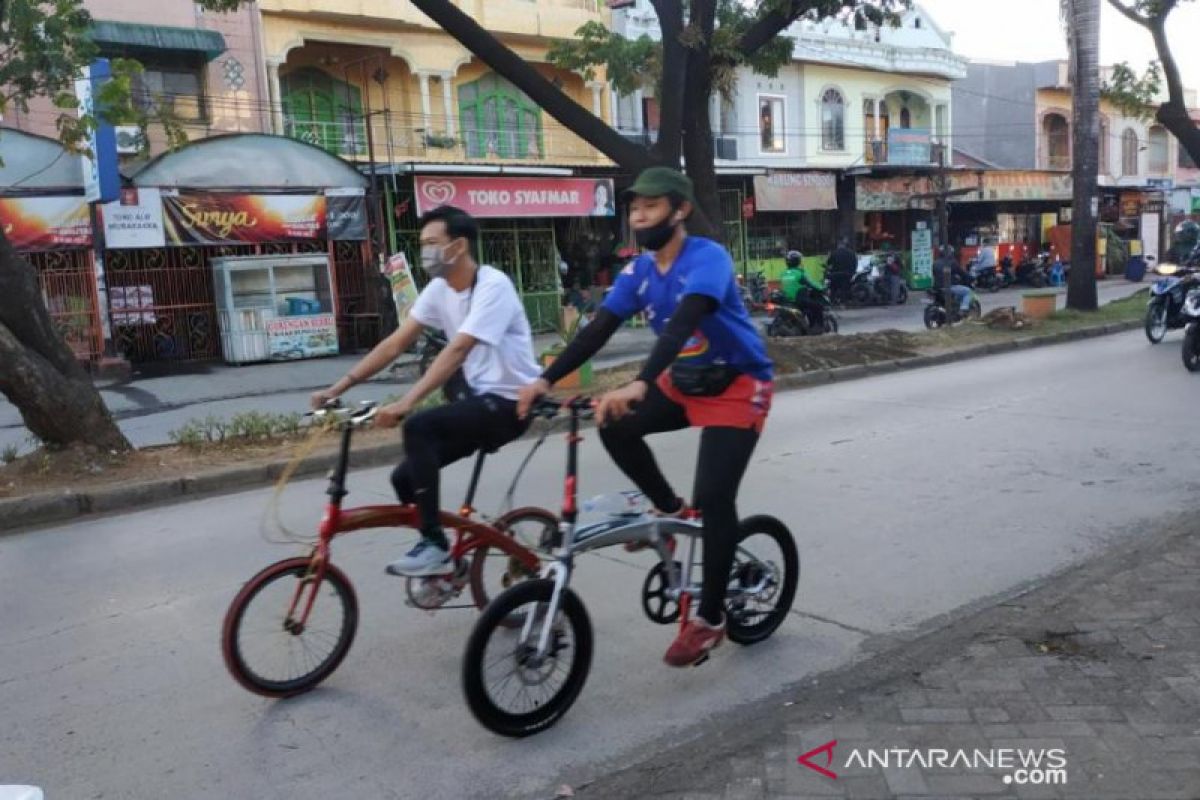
290, 417, 545, 626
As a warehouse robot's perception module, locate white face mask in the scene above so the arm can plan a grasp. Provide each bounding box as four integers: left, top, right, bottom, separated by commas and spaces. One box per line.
420, 242, 453, 278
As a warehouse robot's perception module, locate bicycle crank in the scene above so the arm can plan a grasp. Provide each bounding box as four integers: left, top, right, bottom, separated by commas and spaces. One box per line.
405, 560, 470, 610
641, 561, 683, 624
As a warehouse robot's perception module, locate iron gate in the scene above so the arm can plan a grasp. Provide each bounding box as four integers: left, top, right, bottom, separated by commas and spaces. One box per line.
28, 249, 104, 362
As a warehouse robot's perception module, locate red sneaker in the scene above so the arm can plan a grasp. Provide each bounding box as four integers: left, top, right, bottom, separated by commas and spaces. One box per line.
663, 615, 725, 667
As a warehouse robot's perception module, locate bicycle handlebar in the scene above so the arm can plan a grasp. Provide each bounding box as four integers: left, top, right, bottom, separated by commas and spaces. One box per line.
308, 399, 379, 429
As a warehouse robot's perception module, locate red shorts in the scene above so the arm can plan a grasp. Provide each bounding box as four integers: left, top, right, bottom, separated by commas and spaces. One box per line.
656, 372, 774, 433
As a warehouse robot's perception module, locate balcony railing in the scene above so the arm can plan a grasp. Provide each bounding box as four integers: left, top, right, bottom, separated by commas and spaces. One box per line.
282, 113, 611, 165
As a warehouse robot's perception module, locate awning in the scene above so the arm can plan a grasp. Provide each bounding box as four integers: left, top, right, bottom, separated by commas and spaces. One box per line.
89, 21, 226, 61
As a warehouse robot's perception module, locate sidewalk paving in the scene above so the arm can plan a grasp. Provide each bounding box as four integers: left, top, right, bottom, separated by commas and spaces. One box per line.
571, 516, 1200, 800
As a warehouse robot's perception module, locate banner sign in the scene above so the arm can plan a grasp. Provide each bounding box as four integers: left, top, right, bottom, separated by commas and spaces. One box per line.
383, 251, 421, 325
162, 192, 326, 245
911, 227, 933, 287
325, 188, 367, 241
101, 188, 166, 249
753, 172, 837, 211
0, 196, 92, 250
887, 128, 932, 167
414, 176, 616, 218
266, 313, 339, 359
856, 172, 1073, 211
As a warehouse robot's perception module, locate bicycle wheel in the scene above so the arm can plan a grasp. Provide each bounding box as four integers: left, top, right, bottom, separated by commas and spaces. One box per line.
222, 557, 358, 698
462, 579, 593, 737
725, 515, 799, 646
468, 507, 557, 613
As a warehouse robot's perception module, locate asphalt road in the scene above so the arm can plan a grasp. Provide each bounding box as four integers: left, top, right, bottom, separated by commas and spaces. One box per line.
3, 329, 1197, 799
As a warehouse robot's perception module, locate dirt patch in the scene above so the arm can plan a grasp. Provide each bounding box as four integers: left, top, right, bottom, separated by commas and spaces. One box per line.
767, 329, 922, 373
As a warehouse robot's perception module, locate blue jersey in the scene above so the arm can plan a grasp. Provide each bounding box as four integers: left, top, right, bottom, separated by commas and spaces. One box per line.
603, 236, 773, 381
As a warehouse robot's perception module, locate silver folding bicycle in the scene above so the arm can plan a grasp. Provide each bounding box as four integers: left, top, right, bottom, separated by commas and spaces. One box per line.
461, 396, 799, 737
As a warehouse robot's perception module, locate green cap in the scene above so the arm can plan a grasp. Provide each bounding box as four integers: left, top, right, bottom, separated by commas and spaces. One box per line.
624, 166, 695, 204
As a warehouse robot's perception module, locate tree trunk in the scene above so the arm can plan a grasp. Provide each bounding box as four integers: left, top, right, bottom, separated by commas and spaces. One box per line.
680, 0, 722, 242
649, 0, 685, 167
408, 0, 655, 171
1067, 0, 1099, 311
0, 231, 130, 451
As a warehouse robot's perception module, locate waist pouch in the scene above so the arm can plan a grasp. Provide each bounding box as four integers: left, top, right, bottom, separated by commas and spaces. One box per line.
669, 363, 740, 397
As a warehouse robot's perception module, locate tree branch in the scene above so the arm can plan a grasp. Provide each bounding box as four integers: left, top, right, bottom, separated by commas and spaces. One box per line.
1105, 0, 1149, 25
408, 0, 654, 169
737, 1, 805, 59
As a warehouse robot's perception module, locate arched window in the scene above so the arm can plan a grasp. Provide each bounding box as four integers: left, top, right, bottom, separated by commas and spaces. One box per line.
1149, 125, 1169, 174
280, 67, 366, 156
459, 73, 544, 159
821, 88, 845, 151
1122, 128, 1139, 175
1042, 113, 1070, 170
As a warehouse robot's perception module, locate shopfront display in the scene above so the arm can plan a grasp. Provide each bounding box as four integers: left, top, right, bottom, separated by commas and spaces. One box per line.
210, 254, 337, 364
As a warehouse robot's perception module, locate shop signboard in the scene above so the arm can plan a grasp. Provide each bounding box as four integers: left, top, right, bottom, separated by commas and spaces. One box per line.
266, 313, 338, 360
0, 196, 92, 250
101, 188, 166, 249
752, 172, 837, 211
414, 176, 616, 218
325, 188, 368, 241
162, 192, 326, 245
886, 128, 932, 166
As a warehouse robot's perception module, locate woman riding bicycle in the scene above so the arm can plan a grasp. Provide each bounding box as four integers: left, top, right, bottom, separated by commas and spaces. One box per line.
517, 166, 774, 668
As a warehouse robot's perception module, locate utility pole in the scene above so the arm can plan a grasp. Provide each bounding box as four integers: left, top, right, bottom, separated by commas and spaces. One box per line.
1066, 0, 1100, 310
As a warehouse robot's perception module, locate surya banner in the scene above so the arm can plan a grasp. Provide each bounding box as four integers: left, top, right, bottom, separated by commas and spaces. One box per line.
162, 192, 326, 245
753, 173, 837, 211
414, 176, 616, 218
0, 196, 92, 250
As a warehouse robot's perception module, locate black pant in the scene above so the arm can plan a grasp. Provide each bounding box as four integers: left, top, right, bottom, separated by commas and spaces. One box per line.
598, 383, 760, 626
391, 394, 530, 536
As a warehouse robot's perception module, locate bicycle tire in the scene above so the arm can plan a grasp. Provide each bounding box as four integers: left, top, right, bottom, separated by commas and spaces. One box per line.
726, 515, 799, 646
468, 507, 557, 616
462, 579, 593, 737
222, 557, 358, 698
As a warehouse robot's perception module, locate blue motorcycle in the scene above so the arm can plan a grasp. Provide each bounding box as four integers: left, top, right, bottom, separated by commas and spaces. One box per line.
1146, 264, 1200, 344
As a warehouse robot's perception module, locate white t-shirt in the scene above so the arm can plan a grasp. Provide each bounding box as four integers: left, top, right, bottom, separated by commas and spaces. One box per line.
410, 265, 541, 400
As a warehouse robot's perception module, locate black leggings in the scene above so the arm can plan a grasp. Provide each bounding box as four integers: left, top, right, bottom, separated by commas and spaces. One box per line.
598, 383, 760, 626
391, 394, 529, 535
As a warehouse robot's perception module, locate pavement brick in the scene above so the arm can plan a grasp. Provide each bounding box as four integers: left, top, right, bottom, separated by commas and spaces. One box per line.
898, 708, 971, 724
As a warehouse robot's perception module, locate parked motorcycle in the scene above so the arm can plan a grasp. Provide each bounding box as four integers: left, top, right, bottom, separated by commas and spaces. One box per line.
1145, 263, 1200, 344
1180, 287, 1200, 371
740, 271, 768, 311
1014, 253, 1049, 288
417, 329, 447, 375
968, 257, 1006, 292
849, 259, 908, 306
923, 287, 982, 329
764, 287, 839, 337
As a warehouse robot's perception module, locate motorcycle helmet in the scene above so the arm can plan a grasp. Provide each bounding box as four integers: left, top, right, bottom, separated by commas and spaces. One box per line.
785, 250, 802, 269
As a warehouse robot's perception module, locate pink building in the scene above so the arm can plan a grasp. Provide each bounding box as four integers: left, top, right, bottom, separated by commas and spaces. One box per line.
6, 0, 269, 157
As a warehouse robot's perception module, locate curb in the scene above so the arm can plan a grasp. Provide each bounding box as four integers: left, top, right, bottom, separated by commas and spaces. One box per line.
0, 318, 1142, 534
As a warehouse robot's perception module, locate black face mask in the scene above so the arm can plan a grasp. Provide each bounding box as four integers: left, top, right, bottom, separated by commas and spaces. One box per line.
634, 216, 678, 251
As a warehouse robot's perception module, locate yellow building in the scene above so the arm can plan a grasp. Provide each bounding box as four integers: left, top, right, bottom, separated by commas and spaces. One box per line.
257, 0, 613, 167
255, 0, 618, 332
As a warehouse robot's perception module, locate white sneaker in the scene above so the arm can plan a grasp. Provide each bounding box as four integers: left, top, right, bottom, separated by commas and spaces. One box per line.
385, 539, 451, 577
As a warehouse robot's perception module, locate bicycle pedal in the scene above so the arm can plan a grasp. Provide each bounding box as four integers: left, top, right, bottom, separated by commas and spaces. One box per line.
691, 653, 710, 667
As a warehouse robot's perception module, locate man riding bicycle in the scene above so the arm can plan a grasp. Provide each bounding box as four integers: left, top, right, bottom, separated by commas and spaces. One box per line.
517, 167, 774, 668
312, 205, 540, 577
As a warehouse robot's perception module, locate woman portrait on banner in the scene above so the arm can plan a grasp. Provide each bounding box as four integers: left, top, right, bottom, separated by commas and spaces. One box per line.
592, 180, 615, 217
